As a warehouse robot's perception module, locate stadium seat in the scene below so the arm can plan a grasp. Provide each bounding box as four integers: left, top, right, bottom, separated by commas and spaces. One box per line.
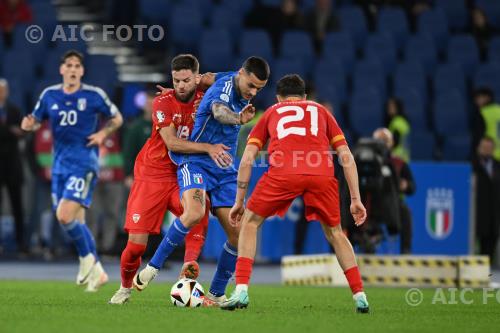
210, 6, 243, 42
338, 6, 368, 50
169, 5, 203, 52
272, 58, 307, 83
199, 29, 233, 73
353, 59, 386, 98
447, 34, 480, 77
260, 0, 282, 7
31, 78, 61, 107
0, 34, 4, 73
433, 63, 466, 96
488, 36, 500, 63
1, 50, 36, 97
473, 63, 500, 102
220, 0, 253, 15
417, 8, 449, 52
376, 7, 409, 50
239, 29, 274, 62
364, 33, 397, 75
435, 0, 468, 31
393, 61, 428, 106
442, 135, 471, 161
433, 90, 468, 137
5, 79, 26, 112
279, 31, 315, 72
349, 89, 384, 137
313, 58, 347, 105
322, 32, 355, 73
397, 87, 428, 131
179, 0, 213, 20
139, 0, 171, 25
404, 34, 438, 75
10, 24, 48, 68
476, 0, 500, 29
410, 130, 436, 160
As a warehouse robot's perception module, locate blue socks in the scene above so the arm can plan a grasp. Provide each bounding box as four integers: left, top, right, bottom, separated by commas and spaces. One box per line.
150, 219, 189, 269
81, 223, 99, 261
62, 220, 91, 257
209, 241, 238, 297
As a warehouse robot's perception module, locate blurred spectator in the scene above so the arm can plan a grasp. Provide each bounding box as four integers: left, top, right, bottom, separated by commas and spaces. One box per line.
471, 7, 493, 61
0, 78, 26, 253
304, 0, 338, 52
384, 97, 411, 162
122, 90, 154, 188
0, 0, 33, 47
25, 121, 67, 259
373, 128, 416, 254
86, 131, 125, 254
473, 88, 500, 161
245, 0, 305, 52
473, 137, 500, 262
408, 0, 431, 31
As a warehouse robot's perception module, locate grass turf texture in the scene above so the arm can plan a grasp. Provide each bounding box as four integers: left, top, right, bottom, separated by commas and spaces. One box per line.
1, 281, 499, 333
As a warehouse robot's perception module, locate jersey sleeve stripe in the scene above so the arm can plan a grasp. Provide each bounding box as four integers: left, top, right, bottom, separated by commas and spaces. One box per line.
331, 135, 345, 145
247, 138, 263, 149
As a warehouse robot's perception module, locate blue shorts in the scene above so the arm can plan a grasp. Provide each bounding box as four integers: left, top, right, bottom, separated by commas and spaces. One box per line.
177, 162, 237, 209
51, 171, 98, 211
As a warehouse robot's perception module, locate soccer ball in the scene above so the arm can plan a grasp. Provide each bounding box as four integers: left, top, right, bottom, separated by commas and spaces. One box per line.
170, 278, 205, 307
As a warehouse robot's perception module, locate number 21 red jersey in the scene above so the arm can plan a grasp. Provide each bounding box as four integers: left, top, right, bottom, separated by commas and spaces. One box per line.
247, 100, 347, 176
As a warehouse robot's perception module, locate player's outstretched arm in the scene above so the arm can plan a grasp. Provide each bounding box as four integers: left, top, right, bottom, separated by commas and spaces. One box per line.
229, 144, 259, 226
159, 125, 233, 168
212, 102, 255, 125
336, 144, 367, 226
20, 115, 41, 132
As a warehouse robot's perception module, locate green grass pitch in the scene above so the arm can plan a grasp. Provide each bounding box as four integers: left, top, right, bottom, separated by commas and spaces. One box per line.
1, 281, 499, 333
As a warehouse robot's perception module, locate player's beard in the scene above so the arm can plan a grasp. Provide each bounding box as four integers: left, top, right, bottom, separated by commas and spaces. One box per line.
175, 89, 196, 103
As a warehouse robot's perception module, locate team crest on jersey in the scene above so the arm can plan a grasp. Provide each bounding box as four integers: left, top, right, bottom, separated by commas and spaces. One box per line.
220, 93, 229, 103
132, 214, 141, 223
77, 98, 86, 111
193, 173, 203, 184
156, 111, 165, 123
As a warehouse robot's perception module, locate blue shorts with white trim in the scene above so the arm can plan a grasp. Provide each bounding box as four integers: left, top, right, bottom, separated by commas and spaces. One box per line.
177, 162, 237, 208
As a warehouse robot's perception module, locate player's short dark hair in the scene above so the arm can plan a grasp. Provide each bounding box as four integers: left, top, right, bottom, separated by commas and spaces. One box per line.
61, 50, 84, 64
474, 87, 494, 101
276, 74, 306, 97
242, 56, 270, 81
171, 54, 199, 73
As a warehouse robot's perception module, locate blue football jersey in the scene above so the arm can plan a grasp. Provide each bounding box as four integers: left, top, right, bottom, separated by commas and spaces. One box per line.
170, 71, 249, 171
32, 83, 119, 174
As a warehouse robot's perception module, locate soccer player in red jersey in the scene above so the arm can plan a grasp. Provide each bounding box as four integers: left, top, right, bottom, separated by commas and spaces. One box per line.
221, 74, 369, 313
109, 54, 232, 304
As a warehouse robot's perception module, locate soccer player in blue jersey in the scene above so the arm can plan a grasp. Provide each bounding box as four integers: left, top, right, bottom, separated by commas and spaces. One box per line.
134, 57, 269, 305
21, 50, 123, 292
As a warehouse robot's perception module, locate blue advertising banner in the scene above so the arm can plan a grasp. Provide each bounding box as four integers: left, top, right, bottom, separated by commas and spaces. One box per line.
406, 162, 472, 255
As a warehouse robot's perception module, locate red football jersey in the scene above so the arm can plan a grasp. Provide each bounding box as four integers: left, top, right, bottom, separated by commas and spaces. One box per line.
133, 89, 203, 182
248, 100, 347, 176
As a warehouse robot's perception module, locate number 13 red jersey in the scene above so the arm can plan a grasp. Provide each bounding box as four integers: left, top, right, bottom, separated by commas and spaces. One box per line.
247, 100, 347, 176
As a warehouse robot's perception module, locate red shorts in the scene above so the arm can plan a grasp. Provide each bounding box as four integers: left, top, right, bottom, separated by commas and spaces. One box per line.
124, 180, 183, 234
247, 173, 340, 227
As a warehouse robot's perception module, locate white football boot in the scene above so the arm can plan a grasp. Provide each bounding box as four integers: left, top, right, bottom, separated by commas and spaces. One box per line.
108, 286, 132, 304
133, 264, 158, 291
76, 253, 96, 285
85, 262, 109, 292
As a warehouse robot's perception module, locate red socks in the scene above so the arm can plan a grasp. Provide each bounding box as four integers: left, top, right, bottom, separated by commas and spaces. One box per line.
120, 241, 146, 288
235, 257, 254, 285
344, 266, 364, 294
184, 203, 210, 262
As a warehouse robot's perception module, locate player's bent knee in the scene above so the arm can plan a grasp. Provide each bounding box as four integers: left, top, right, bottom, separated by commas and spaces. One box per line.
181, 210, 205, 228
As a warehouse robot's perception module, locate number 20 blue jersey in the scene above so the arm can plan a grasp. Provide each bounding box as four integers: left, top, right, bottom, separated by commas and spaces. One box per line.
32, 83, 118, 175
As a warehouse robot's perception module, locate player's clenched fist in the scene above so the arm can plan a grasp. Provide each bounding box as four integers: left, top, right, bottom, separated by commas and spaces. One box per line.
239, 104, 256, 125
350, 199, 367, 226
229, 202, 245, 227
21, 115, 39, 131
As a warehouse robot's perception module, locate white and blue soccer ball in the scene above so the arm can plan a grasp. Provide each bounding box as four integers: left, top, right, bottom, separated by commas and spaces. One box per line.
170, 278, 204, 307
